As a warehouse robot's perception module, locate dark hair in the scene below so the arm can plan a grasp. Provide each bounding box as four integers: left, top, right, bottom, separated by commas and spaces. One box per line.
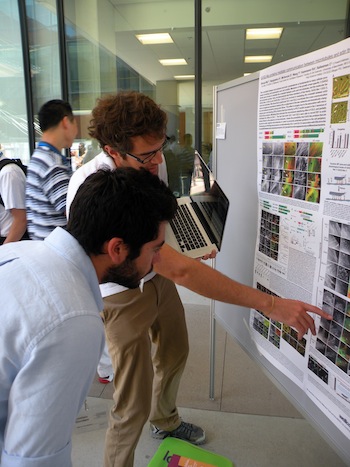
67, 167, 177, 256
88, 91, 167, 154
38, 99, 74, 132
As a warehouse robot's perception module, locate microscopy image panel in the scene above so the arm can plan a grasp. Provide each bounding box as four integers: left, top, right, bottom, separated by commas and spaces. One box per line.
328, 334, 340, 351
272, 155, 284, 169
329, 234, 340, 250
336, 278, 348, 296
284, 156, 295, 170
340, 238, 350, 254
309, 142, 323, 157
322, 301, 333, 315
294, 171, 307, 185
283, 170, 294, 184
325, 274, 336, 290
281, 183, 293, 197
334, 296, 346, 312
326, 262, 337, 277
333, 74, 350, 99
330, 221, 342, 236
320, 317, 332, 330
331, 101, 348, 124
336, 355, 348, 373
261, 180, 270, 192
263, 142, 273, 154
284, 142, 297, 155
341, 328, 350, 345
323, 290, 335, 306
307, 173, 321, 189
295, 156, 308, 171
271, 169, 283, 182
339, 251, 350, 268
328, 248, 339, 265
293, 185, 306, 200
308, 157, 322, 173
316, 338, 326, 354
296, 142, 309, 157
273, 142, 284, 155
337, 265, 350, 283
333, 309, 345, 326
306, 187, 320, 203
345, 316, 350, 331
270, 182, 281, 195
330, 321, 342, 338
341, 223, 350, 240
339, 341, 350, 361
262, 155, 272, 168
325, 346, 337, 363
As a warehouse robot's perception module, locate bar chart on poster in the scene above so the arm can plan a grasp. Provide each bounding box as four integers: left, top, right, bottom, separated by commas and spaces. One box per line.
213, 38, 350, 465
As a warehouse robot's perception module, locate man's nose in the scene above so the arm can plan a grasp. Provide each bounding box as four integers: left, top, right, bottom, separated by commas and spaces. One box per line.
151, 150, 163, 164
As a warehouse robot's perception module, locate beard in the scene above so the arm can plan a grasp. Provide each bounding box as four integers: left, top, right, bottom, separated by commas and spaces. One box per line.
101, 256, 141, 289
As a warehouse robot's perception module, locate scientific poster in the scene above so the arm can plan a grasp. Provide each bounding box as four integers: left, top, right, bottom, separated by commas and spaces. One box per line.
250, 37, 350, 439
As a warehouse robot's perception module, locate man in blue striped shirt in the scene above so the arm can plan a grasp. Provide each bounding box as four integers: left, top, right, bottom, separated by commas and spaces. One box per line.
26, 99, 78, 240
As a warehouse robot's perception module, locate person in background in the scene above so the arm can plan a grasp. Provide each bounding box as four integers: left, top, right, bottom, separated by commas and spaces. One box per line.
0, 146, 28, 244
26, 99, 77, 240
0, 167, 177, 467
83, 138, 101, 164
66, 91, 331, 467
178, 133, 195, 196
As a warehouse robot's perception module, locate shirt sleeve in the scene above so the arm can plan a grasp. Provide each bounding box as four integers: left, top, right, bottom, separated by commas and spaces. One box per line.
0, 165, 26, 210
1, 315, 104, 467
42, 165, 71, 213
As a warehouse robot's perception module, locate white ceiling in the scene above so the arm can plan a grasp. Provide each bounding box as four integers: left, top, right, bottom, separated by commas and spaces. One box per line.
105, 0, 348, 87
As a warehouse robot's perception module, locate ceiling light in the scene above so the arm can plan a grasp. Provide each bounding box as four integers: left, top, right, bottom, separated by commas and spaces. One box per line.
174, 75, 195, 80
159, 58, 187, 66
246, 28, 283, 40
244, 73, 251, 76
136, 33, 173, 45
244, 55, 272, 63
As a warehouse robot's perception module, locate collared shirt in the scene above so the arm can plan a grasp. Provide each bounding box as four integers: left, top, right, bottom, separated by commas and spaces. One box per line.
66, 151, 169, 298
0, 227, 104, 467
26, 144, 72, 240
0, 154, 26, 237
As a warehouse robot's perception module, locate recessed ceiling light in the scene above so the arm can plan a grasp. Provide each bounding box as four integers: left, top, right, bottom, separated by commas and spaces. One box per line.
244, 73, 251, 76
174, 75, 195, 80
244, 55, 272, 63
246, 28, 283, 40
136, 33, 173, 45
159, 58, 187, 66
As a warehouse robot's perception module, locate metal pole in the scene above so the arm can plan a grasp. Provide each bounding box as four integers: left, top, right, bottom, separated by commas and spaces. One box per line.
18, 0, 35, 156
194, 0, 202, 156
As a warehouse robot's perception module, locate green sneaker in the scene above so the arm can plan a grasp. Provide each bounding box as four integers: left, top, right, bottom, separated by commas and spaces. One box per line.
150, 421, 206, 445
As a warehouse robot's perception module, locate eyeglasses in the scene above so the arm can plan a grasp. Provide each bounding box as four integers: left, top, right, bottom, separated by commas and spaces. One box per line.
125, 137, 169, 164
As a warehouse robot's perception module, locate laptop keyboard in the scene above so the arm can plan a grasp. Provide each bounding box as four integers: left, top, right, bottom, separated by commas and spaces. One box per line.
170, 204, 208, 252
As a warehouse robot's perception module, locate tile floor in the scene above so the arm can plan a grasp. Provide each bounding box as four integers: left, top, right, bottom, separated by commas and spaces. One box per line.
72, 287, 349, 466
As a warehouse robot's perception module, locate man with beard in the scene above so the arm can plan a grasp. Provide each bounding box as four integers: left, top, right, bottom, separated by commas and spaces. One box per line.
0, 167, 177, 467
67, 91, 330, 467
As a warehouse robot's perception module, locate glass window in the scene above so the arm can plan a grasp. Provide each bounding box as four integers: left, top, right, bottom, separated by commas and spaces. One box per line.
0, 2, 29, 162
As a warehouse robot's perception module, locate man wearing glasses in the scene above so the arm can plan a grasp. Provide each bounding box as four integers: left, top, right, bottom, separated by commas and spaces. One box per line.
66, 91, 329, 467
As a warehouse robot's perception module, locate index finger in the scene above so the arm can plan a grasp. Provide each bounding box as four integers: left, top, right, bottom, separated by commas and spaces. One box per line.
304, 304, 332, 320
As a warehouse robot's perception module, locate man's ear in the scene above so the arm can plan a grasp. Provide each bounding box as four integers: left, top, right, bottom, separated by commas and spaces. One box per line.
105, 237, 128, 264
104, 145, 123, 167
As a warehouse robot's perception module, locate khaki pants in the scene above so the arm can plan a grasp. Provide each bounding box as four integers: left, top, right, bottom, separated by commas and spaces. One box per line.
102, 275, 189, 467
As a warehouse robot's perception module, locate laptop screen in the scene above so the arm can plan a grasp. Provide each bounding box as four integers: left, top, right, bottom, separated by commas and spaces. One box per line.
188, 153, 229, 249
164, 150, 229, 250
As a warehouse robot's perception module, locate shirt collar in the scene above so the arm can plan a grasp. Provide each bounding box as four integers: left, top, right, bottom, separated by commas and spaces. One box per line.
44, 227, 103, 311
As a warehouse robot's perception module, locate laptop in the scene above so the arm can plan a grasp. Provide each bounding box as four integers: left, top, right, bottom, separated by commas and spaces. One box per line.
165, 152, 230, 258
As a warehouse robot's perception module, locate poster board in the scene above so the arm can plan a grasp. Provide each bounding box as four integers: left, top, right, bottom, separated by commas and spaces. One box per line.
213, 58, 350, 463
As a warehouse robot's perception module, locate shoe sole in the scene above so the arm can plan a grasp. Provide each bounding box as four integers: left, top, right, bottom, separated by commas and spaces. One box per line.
150, 432, 206, 445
